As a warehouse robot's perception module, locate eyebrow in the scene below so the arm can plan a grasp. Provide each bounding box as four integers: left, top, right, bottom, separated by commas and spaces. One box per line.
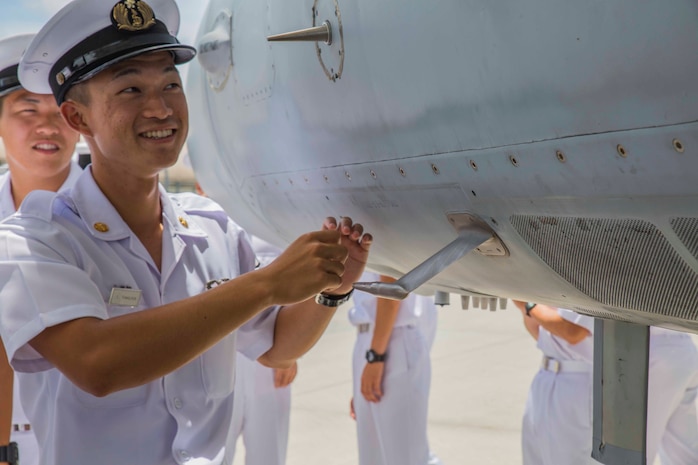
19, 96, 41, 105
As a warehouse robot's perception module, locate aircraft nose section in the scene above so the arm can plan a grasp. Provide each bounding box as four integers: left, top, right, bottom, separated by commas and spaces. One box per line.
196, 10, 233, 90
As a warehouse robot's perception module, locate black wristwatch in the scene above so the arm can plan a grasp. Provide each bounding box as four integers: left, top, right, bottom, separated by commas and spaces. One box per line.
0, 442, 19, 465
315, 290, 353, 307
365, 349, 386, 363
525, 302, 537, 317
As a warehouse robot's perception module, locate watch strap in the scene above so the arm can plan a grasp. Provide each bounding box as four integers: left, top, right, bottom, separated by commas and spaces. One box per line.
0, 442, 19, 465
366, 349, 387, 363
315, 289, 353, 307
525, 302, 537, 317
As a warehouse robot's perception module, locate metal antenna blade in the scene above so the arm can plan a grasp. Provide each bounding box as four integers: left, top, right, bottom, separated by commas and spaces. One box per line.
267, 21, 332, 45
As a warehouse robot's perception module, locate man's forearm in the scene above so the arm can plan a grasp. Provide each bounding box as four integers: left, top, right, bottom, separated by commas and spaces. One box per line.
0, 341, 13, 446
258, 298, 337, 368
371, 297, 400, 354
28, 268, 279, 397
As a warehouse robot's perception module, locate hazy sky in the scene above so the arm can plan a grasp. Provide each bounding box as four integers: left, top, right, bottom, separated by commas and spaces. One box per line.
0, 1, 206, 73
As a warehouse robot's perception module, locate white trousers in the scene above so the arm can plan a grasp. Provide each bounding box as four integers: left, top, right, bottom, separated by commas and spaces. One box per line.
648, 334, 698, 465
12, 378, 38, 465
352, 326, 431, 465
524, 335, 698, 465
13, 430, 39, 465
228, 353, 291, 465
522, 369, 599, 465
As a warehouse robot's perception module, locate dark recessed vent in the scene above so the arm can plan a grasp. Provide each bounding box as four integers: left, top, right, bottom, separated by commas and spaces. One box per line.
572, 307, 634, 323
511, 216, 698, 322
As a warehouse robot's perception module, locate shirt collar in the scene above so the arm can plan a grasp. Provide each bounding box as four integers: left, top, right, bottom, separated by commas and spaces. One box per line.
0, 161, 82, 220
160, 185, 208, 239
70, 168, 207, 241
0, 172, 14, 220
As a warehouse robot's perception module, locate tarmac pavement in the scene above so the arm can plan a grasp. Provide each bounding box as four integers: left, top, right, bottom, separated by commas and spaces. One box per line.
232, 297, 682, 465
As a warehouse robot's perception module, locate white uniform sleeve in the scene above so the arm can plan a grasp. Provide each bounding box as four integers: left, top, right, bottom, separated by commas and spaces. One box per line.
234, 229, 280, 361
558, 308, 595, 333
0, 220, 108, 373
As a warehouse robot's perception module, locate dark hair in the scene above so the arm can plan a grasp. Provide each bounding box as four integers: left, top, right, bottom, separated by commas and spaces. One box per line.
64, 82, 90, 106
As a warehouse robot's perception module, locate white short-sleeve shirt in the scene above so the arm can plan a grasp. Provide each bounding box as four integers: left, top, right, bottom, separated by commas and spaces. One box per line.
0, 169, 277, 465
536, 308, 595, 363
0, 162, 82, 428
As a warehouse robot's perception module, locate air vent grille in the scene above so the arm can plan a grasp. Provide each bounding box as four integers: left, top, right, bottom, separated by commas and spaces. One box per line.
671, 218, 698, 260
511, 216, 698, 321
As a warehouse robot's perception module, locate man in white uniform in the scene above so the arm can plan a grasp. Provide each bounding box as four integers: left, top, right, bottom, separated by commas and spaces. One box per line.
514, 301, 597, 465
516, 301, 698, 464
349, 271, 439, 465
0, 33, 81, 465
0, 2, 372, 465
228, 236, 298, 465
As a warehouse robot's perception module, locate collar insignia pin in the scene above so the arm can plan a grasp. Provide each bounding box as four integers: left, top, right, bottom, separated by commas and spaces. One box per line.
93, 222, 110, 233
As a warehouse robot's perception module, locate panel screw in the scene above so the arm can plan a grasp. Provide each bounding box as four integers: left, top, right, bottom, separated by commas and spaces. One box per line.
617, 144, 627, 158
673, 139, 685, 153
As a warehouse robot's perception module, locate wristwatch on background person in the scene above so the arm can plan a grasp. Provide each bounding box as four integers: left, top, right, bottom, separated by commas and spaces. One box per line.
525, 302, 537, 317
365, 349, 386, 363
0, 442, 19, 465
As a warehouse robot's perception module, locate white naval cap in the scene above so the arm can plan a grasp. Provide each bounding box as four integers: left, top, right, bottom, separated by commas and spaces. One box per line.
0, 34, 35, 98
19, 0, 196, 105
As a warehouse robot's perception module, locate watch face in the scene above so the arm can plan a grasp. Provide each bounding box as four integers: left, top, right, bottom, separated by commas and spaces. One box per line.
366, 350, 375, 362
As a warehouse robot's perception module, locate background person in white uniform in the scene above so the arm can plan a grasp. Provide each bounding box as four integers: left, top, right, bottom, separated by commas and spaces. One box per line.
349, 271, 440, 465
0, 1, 372, 464
513, 301, 597, 465
228, 236, 298, 465
636, 327, 698, 464
516, 301, 698, 464
0, 33, 81, 465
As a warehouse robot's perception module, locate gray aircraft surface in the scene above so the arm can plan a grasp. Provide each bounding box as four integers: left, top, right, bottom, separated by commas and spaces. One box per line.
185, 1, 698, 463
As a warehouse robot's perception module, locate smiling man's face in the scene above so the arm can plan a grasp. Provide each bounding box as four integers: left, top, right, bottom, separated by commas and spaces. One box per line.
62, 51, 188, 180
0, 88, 79, 182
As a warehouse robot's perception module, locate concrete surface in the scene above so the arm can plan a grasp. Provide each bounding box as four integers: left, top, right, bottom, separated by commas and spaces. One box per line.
232, 297, 685, 464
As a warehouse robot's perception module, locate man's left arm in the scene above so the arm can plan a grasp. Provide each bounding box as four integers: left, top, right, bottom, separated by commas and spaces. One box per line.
0, 340, 12, 463
258, 217, 372, 367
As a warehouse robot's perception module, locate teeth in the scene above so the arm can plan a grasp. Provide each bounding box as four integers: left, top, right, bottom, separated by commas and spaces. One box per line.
142, 129, 174, 139
35, 144, 58, 150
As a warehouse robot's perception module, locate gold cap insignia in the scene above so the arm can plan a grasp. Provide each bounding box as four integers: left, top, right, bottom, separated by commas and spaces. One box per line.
178, 217, 189, 228
93, 222, 110, 233
112, 0, 157, 32
56, 72, 66, 86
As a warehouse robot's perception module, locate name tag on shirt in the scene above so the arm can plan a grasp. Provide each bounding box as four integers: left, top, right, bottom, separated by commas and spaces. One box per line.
109, 288, 142, 307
